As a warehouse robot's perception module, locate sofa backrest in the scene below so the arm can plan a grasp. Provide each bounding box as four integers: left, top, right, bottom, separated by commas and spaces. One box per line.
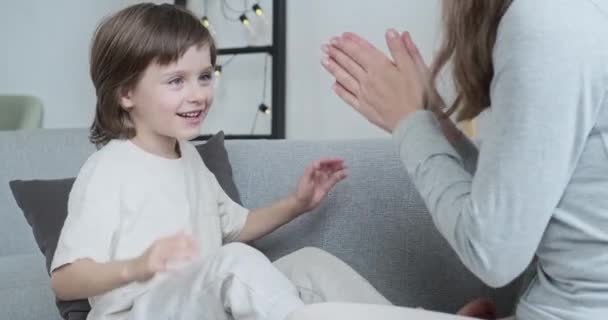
0, 129, 524, 319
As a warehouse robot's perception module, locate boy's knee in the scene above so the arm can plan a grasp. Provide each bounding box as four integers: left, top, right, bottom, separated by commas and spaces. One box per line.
221, 242, 262, 257
216, 243, 269, 267
290, 247, 345, 269
294, 247, 333, 257
286, 303, 335, 320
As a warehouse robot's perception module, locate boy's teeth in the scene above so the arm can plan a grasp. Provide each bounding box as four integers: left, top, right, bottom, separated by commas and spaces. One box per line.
178, 111, 201, 118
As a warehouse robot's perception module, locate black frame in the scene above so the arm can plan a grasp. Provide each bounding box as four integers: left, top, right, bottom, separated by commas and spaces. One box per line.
175, 0, 287, 140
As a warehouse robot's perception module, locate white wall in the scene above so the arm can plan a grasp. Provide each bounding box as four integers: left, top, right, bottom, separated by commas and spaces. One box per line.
187, 0, 275, 136
286, 0, 442, 140
0, 0, 135, 129
0, 0, 442, 140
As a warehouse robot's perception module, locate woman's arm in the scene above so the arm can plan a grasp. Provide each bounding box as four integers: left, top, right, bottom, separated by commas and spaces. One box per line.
322, 31, 479, 175
393, 2, 600, 286
323, 1, 601, 287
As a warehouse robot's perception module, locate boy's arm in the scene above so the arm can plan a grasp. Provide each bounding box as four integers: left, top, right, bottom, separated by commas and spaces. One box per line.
237, 195, 305, 243
237, 159, 348, 243
51, 258, 135, 301
51, 232, 198, 300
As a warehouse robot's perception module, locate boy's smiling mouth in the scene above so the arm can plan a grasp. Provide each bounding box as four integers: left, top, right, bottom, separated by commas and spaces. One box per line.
176, 110, 203, 119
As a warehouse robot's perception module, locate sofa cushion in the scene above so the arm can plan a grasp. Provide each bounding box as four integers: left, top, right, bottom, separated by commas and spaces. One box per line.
8, 131, 241, 319
0, 253, 61, 320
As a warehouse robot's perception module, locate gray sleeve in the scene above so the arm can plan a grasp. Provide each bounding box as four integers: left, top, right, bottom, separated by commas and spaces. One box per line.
441, 119, 479, 175
452, 135, 478, 175
392, 1, 601, 287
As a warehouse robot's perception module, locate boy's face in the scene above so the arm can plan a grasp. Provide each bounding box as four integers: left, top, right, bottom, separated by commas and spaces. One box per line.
120, 44, 214, 143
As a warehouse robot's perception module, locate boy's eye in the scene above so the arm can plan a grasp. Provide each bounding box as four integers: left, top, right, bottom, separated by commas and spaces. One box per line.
168, 77, 184, 86
199, 73, 212, 82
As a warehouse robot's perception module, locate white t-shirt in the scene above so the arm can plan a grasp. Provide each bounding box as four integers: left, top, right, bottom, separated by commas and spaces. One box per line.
51, 139, 249, 320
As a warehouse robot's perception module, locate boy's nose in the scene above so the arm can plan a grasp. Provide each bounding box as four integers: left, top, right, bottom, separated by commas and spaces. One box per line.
187, 86, 207, 105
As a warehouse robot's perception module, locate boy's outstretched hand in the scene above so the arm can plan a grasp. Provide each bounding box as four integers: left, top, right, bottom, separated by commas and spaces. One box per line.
293, 158, 348, 212
237, 158, 348, 243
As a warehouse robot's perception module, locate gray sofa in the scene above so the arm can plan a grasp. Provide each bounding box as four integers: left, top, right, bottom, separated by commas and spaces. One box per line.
0, 128, 524, 319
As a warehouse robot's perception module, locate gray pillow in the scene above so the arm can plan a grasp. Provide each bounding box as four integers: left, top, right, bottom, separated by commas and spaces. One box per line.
9, 131, 241, 320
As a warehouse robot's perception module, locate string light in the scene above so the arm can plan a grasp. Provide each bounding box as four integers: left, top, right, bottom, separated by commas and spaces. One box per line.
258, 103, 271, 115
208, 2, 273, 134
213, 55, 237, 90
238, 13, 255, 35
219, 1, 263, 34
252, 4, 264, 17
201, 15, 216, 36
251, 3, 269, 26
259, 54, 270, 116
239, 14, 250, 26
201, 16, 210, 28
201, 0, 216, 35
222, 0, 245, 14
250, 54, 271, 134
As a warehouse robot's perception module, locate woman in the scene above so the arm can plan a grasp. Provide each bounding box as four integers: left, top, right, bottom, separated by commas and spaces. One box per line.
294, 0, 608, 319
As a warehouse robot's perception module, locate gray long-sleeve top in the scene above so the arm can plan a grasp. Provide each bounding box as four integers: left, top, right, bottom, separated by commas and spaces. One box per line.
392, 0, 608, 319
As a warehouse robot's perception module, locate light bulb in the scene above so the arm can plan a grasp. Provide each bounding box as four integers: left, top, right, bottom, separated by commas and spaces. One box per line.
258, 103, 271, 115
201, 16, 210, 28
239, 14, 250, 26
252, 4, 264, 16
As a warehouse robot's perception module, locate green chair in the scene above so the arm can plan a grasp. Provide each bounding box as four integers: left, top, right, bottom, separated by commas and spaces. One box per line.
0, 95, 43, 130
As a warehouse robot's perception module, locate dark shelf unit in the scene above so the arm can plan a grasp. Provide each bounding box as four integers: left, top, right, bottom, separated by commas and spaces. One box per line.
175, 0, 286, 140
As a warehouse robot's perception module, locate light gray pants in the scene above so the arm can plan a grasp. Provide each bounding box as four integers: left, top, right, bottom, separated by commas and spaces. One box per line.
282, 249, 516, 320
288, 304, 515, 320
273, 246, 391, 306
129, 243, 390, 320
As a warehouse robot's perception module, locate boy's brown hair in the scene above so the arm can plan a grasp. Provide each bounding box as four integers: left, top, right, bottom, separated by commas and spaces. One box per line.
89, 3, 216, 147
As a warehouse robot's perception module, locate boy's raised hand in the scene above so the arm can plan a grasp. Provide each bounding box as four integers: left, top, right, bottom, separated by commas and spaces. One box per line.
293, 158, 348, 213
126, 232, 199, 282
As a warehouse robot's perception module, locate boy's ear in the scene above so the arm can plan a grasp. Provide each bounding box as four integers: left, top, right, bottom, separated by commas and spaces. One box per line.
119, 87, 135, 110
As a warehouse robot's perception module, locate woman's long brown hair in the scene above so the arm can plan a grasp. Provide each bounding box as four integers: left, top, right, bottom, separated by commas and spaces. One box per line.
431, 0, 514, 121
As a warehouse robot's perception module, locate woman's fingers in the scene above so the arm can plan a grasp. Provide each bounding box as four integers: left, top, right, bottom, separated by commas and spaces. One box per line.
332, 81, 361, 109
323, 41, 366, 80
322, 55, 361, 97
401, 31, 427, 74
385, 29, 416, 72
